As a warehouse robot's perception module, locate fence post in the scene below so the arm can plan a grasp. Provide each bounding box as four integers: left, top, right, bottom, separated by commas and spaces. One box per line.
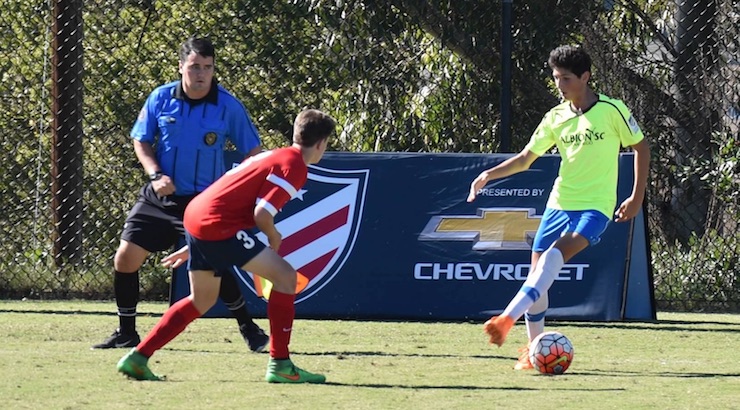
51, 0, 84, 266
670, 0, 717, 244
500, 0, 513, 152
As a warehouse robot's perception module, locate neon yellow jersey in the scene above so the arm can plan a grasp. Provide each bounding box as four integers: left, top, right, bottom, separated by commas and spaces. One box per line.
524, 94, 645, 218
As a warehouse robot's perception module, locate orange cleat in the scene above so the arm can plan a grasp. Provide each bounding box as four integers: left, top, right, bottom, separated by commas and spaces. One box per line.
514, 345, 534, 370
483, 315, 515, 347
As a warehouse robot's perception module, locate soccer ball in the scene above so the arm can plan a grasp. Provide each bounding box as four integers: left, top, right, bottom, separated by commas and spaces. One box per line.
528, 331, 574, 375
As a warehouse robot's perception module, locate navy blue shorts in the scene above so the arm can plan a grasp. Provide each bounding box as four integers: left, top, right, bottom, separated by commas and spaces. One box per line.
186, 229, 266, 275
531, 208, 610, 252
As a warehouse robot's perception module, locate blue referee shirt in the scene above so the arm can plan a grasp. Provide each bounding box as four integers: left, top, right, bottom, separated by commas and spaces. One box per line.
130, 80, 261, 196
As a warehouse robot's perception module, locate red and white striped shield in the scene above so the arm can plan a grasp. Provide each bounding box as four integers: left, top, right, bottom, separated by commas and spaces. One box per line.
237, 165, 369, 303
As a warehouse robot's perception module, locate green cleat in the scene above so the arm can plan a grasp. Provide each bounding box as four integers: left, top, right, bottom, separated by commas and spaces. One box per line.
265, 358, 326, 384
117, 348, 164, 381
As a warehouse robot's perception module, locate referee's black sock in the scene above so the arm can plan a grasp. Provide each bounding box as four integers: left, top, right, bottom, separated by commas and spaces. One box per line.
114, 270, 139, 335
219, 272, 257, 330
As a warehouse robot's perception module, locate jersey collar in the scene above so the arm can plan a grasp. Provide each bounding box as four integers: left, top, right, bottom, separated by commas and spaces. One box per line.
569, 93, 600, 116
173, 79, 219, 106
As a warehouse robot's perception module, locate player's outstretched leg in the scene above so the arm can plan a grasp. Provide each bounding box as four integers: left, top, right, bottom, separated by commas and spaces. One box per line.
117, 348, 164, 381
265, 358, 326, 384
484, 315, 515, 347
514, 345, 534, 370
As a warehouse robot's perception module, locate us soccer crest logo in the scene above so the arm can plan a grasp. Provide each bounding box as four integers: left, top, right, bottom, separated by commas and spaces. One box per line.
234, 165, 369, 303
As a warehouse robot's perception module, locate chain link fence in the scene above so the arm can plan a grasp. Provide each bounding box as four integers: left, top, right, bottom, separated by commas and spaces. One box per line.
1, 0, 738, 310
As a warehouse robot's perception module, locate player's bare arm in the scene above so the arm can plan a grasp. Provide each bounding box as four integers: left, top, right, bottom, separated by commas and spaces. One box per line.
467, 149, 540, 202
254, 205, 282, 251
133, 140, 176, 196
614, 139, 651, 222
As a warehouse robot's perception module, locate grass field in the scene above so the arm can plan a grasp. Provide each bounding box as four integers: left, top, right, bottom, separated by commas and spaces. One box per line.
1, 300, 738, 410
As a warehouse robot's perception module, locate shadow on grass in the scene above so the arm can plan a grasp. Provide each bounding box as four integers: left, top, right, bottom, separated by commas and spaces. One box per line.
298, 350, 514, 360
158, 348, 740, 381
1, 308, 737, 328
116, 375, 625, 391
553, 320, 740, 334
571, 369, 740, 378
321, 382, 625, 391
2, 308, 738, 337
0, 308, 164, 317
165, 347, 513, 361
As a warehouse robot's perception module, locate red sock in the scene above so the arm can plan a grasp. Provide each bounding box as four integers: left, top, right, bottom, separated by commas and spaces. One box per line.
137, 297, 201, 357
267, 290, 295, 359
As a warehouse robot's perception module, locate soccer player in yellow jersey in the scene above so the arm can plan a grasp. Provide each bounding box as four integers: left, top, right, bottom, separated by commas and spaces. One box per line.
467, 44, 651, 370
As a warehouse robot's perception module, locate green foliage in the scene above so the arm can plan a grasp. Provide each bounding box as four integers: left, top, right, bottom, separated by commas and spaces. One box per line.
705, 131, 740, 208
653, 229, 740, 312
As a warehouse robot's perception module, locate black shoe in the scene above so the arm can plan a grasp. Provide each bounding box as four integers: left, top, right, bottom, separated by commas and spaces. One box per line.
239, 324, 269, 353
91, 329, 141, 349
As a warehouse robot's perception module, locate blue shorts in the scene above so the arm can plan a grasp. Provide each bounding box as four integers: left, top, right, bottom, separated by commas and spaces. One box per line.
531, 208, 610, 252
186, 230, 266, 275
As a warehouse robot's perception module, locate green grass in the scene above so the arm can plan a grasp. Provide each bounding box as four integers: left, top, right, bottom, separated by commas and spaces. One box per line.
1, 300, 738, 409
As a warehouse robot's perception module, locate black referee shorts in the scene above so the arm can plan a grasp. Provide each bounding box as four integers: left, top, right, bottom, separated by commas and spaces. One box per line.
120, 183, 196, 253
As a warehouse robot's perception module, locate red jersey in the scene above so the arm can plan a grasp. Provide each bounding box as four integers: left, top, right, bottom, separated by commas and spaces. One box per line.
184, 146, 308, 240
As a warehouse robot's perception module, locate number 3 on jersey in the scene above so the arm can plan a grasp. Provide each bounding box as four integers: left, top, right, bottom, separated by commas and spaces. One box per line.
236, 230, 256, 249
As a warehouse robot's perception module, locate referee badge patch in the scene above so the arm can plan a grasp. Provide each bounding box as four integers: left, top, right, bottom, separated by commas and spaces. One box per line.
204, 132, 217, 145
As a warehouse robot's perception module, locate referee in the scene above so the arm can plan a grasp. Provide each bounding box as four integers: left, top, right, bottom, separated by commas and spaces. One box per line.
93, 36, 269, 352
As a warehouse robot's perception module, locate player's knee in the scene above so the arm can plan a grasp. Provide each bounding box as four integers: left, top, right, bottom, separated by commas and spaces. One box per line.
552, 235, 588, 261
114, 253, 142, 273
114, 241, 148, 272
271, 268, 298, 294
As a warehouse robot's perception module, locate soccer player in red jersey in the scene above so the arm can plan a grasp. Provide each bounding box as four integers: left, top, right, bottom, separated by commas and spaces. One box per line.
116, 109, 336, 383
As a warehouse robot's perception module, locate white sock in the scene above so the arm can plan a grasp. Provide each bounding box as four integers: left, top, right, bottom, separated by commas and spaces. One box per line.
525, 293, 548, 342
501, 247, 563, 322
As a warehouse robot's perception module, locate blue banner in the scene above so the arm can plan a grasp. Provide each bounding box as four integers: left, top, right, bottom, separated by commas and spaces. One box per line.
171, 152, 654, 321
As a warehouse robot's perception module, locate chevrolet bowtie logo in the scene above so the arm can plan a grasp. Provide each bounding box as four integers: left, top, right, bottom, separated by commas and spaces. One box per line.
419, 208, 541, 250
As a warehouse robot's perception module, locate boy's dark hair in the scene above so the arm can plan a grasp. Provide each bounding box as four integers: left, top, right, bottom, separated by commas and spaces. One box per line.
293, 109, 336, 147
180, 37, 215, 62
548, 45, 591, 78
